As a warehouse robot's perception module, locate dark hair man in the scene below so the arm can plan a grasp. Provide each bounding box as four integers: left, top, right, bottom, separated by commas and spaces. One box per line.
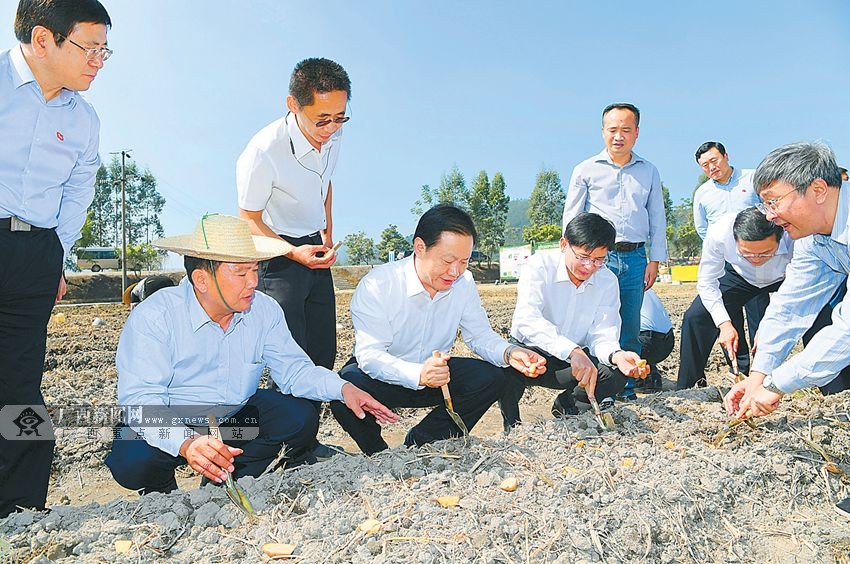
331, 205, 546, 453
0, 0, 112, 518
105, 215, 396, 494
677, 207, 792, 389
236, 57, 351, 461
501, 213, 649, 428
562, 103, 667, 401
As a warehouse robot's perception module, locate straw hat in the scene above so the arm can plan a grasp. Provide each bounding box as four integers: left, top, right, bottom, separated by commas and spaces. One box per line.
153, 214, 293, 262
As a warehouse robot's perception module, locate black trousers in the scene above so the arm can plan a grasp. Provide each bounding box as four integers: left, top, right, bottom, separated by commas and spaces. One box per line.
0, 228, 63, 518
104, 390, 319, 494
638, 329, 674, 368
330, 358, 505, 455
677, 265, 781, 390
499, 345, 627, 429
802, 282, 850, 395
744, 293, 770, 343
258, 232, 336, 370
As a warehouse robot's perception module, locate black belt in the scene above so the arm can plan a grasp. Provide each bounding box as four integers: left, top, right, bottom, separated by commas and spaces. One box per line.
613, 241, 645, 252
0, 217, 51, 231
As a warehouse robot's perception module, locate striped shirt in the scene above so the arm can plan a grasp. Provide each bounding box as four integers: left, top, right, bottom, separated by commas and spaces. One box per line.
753, 186, 850, 392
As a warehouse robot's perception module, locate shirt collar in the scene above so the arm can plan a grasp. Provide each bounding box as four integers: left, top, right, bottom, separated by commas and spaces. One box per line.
183, 277, 246, 333
716, 166, 740, 187
555, 254, 598, 291
285, 112, 340, 159
594, 148, 643, 167
9, 44, 74, 106
404, 256, 430, 298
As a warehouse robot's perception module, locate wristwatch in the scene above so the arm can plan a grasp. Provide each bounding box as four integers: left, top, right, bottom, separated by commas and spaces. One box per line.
608, 350, 623, 365
762, 375, 785, 396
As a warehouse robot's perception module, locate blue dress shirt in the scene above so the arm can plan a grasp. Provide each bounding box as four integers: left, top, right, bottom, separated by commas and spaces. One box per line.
692, 168, 761, 239
753, 185, 850, 392
117, 278, 346, 455
563, 149, 668, 261
0, 46, 101, 259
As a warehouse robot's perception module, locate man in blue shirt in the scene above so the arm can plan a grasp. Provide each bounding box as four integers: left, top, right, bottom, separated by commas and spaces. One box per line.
562, 103, 668, 401
724, 142, 850, 519
0, 0, 112, 519
105, 215, 397, 494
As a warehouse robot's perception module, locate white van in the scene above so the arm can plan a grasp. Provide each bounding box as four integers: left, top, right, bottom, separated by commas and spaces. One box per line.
76, 247, 120, 272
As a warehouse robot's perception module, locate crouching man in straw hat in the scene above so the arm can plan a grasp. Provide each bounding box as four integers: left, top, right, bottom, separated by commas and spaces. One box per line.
105, 214, 398, 494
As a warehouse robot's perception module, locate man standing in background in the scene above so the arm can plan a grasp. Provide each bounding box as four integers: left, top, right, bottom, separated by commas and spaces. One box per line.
237, 58, 351, 460
0, 0, 112, 518
562, 103, 667, 401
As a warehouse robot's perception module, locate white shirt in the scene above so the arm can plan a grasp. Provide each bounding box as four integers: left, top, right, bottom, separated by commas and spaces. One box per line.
350, 257, 511, 390
640, 288, 673, 333
236, 112, 341, 237
510, 251, 622, 364
697, 212, 793, 327
692, 168, 760, 239
562, 149, 668, 261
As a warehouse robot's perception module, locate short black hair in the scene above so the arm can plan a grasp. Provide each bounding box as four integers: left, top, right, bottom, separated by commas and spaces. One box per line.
602, 103, 640, 126
563, 212, 616, 251
184, 256, 220, 287
289, 58, 351, 107
413, 204, 478, 248
15, 0, 111, 45
732, 207, 784, 243
695, 141, 727, 163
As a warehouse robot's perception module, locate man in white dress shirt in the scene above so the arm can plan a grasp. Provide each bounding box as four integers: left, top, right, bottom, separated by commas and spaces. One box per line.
677, 207, 792, 389
501, 213, 649, 428
562, 103, 667, 401
330, 205, 546, 454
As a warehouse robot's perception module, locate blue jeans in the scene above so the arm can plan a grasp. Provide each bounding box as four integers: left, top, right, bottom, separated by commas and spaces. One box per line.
606, 246, 647, 395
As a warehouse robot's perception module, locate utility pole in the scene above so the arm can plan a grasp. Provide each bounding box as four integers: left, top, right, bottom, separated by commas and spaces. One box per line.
110, 149, 132, 294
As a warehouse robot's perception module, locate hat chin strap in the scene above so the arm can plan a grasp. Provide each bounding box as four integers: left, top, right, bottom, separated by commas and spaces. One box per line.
209, 260, 239, 314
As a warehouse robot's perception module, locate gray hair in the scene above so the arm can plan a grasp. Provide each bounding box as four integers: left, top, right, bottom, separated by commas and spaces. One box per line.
753, 142, 842, 195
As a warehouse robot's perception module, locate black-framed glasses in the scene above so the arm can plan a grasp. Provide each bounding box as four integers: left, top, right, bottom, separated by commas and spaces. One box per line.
57, 33, 113, 62
568, 244, 608, 268
755, 188, 796, 215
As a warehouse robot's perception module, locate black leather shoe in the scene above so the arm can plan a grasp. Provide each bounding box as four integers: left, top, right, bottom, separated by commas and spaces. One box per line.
551, 395, 579, 417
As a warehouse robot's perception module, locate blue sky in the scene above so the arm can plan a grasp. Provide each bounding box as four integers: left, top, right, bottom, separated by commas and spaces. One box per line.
3, 0, 850, 250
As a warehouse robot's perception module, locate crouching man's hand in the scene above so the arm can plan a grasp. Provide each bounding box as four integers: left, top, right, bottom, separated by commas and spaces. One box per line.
341, 382, 399, 425
507, 346, 547, 378
179, 434, 242, 483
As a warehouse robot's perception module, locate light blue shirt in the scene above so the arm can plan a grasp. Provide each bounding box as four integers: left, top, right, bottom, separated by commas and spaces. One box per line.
117, 278, 346, 456
0, 46, 101, 259
563, 149, 668, 261
692, 168, 760, 239
640, 288, 672, 334
753, 186, 850, 393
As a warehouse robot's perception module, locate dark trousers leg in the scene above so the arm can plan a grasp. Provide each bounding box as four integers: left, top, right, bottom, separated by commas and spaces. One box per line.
802, 283, 850, 395
105, 390, 321, 493
676, 266, 780, 390
499, 346, 627, 429
0, 229, 63, 517
257, 232, 336, 370
744, 293, 769, 345
639, 330, 675, 368
330, 358, 505, 455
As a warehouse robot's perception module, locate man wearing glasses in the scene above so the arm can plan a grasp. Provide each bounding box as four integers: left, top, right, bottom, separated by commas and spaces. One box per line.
501, 212, 649, 428
562, 103, 667, 402
724, 142, 850, 520
676, 207, 792, 390
237, 58, 349, 460
0, 0, 112, 518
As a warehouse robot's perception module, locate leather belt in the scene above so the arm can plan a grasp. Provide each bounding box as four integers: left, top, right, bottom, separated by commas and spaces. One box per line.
613, 241, 645, 252
0, 217, 50, 231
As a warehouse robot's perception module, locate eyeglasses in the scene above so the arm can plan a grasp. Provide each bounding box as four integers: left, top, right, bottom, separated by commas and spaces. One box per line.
57, 34, 113, 62
314, 115, 350, 128
569, 245, 608, 268
755, 188, 796, 215
737, 250, 777, 260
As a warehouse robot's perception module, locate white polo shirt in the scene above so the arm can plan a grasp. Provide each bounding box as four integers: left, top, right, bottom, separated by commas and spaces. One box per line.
697, 212, 794, 327
236, 112, 342, 237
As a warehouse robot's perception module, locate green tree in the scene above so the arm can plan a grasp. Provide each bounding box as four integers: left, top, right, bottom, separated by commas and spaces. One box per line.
376, 224, 412, 261
522, 224, 562, 244
411, 165, 469, 217
125, 242, 163, 275
410, 184, 434, 216
464, 170, 510, 267
669, 198, 702, 258
344, 231, 377, 265
527, 168, 564, 226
